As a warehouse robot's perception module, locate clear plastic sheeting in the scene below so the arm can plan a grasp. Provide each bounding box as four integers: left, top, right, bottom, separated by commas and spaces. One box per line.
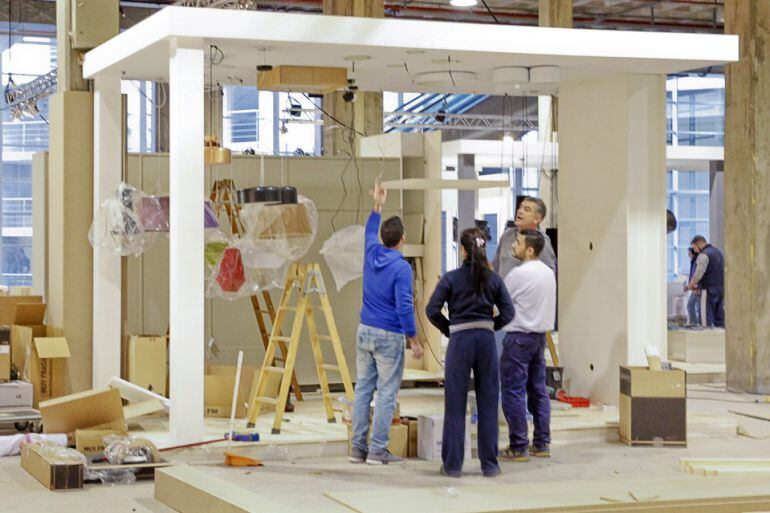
207, 239, 289, 299
89, 182, 156, 256
320, 225, 365, 292
0, 434, 67, 457
103, 435, 159, 465
240, 195, 318, 261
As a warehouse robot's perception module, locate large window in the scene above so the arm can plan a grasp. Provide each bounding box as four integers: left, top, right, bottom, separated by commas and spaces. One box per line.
667, 170, 710, 280
667, 75, 724, 147
1, 26, 56, 287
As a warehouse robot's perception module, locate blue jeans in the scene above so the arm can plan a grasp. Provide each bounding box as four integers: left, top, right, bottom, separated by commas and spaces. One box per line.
351, 324, 405, 453
443, 329, 500, 475
501, 332, 551, 452
687, 291, 701, 326
704, 289, 725, 328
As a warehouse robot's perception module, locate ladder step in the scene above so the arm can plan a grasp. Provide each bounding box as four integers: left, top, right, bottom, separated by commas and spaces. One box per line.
254, 396, 278, 405
272, 336, 292, 342
316, 335, 333, 342
320, 364, 340, 372
264, 366, 285, 374
280, 306, 298, 312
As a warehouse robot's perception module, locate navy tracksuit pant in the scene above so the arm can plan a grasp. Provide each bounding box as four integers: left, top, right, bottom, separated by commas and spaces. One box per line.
501, 331, 551, 452
442, 328, 500, 475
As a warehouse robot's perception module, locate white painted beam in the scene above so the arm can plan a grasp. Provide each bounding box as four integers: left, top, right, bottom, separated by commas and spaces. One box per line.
92, 75, 123, 388
168, 40, 205, 445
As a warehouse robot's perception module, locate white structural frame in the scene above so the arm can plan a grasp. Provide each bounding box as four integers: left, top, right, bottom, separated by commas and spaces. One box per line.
84, 6, 737, 444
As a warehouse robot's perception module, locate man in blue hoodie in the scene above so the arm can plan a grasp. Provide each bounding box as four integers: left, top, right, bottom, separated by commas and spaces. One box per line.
350, 179, 423, 465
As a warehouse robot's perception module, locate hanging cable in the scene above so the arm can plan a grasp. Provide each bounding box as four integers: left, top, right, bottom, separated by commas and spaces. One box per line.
480, 0, 501, 24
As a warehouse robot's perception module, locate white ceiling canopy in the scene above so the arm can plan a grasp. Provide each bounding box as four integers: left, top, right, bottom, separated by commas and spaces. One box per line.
84, 6, 738, 95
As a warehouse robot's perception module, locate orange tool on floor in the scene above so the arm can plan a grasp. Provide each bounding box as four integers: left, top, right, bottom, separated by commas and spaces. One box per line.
556, 389, 590, 408
224, 451, 263, 467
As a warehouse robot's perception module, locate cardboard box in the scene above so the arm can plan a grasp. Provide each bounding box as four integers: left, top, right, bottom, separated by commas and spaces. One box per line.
0, 380, 33, 407
75, 428, 129, 459
346, 422, 409, 458
417, 415, 471, 461
257, 65, 347, 94
0, 326, 9, 381
11, 303, 50, 375
619, 365, 687, 446
127, 335, 167, 396
405, 417, 419, 458
40, 387, 126, 441
26, 336, 70, 407
204, 365, 260, 418
0, 295, 42, 326
20, 442, 84, 491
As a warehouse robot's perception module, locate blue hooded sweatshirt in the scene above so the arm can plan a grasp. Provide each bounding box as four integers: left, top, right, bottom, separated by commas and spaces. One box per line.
359, 211, 417, 337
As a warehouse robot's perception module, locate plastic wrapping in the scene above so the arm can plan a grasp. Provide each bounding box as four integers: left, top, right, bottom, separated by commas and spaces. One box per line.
320, 225, 365, 292
138, 196, 220, 233
89, 182, 156, 256
87, 468, 137, 486
36, 443, 87, 465
240, 195, 318, 261
103, 435, 159, 465
216, 247, 246, 293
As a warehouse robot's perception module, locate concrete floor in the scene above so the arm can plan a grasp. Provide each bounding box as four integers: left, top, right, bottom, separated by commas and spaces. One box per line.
3, 384, 770, 513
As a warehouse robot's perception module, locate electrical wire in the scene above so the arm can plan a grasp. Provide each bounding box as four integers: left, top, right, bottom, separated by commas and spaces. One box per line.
479, 0, 501, 24
38, 112, 49, 126
301, 92, 365, 137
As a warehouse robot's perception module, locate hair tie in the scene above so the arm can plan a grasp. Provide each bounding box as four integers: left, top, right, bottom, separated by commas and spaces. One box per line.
475, 237, 485, 248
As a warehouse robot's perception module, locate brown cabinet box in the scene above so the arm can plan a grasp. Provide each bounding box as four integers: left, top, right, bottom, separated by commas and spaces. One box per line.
127, 335, 167, 396
25, 335, 70, 407
619, 365, 687, 447
20, 442, 84, 491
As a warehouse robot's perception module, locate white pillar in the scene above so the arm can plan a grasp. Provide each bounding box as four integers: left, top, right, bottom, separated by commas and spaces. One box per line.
537, 95, 556, 229
168, 40, 205, 444
92, 75, 123, 387
559, 74, 666, 405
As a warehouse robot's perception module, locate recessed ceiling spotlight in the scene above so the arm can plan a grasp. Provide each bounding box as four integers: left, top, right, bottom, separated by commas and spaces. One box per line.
387, 63, 406, 68
405, 49, 426, 55
344, 55, 372, 62
450, 0, 478, 6
431, 58, 461, 65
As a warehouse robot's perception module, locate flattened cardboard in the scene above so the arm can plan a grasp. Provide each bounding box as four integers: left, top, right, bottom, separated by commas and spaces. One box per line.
619, 366, 686, 398
20, 442, 84, 491
40, 387, 126, 439
127, 335, 167, 396
28, 335, 70, 406
75, 428, 128, 458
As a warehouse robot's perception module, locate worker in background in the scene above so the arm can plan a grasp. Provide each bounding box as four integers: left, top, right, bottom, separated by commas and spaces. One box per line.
687, 235, 725, 328
350, 179, 424, 466
500, 229, 556, 462
685, 247, 702, 326
492, 196, 556, 278
426, 228, 514, 478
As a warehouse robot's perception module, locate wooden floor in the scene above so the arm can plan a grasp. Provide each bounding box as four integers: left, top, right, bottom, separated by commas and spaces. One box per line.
4, 384, 770, 513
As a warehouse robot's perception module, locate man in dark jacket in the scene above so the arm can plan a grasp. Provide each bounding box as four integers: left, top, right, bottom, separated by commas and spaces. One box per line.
687, 235, 725, 328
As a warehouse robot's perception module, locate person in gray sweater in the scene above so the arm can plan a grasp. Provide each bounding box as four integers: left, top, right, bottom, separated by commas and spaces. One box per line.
492, 196, 556, 278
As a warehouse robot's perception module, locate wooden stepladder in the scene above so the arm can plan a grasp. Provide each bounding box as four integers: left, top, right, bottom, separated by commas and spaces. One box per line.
209, 179, 302, 405
247, 262, 354, 433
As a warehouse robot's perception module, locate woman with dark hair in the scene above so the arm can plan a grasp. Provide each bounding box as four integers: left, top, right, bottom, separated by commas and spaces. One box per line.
426, 228, 514, 478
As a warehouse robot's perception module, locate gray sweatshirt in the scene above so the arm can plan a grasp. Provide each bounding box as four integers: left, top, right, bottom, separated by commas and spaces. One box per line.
492, 226, 557, 279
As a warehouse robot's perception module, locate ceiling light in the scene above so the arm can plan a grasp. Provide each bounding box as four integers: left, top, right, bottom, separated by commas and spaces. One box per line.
450, 0, 478, 6
343, 55, 371, 62
503, 132, 514, 144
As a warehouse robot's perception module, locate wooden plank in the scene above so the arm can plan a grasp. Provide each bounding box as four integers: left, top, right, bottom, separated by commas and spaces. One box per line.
155, 465, 292, 513
381, 178, 509, 190
324, 475, 770, 513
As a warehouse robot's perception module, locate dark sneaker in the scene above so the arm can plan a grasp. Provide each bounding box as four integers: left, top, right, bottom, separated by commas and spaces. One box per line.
482, 466, 502, 478
500, 447, 530, 462
348, 446, 367, 464
529, 444, 550, 458
440, 466, 462, 478
365, 450, 403, 465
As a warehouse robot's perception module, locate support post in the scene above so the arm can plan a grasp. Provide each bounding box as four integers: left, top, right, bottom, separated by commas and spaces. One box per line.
92, 75, 123, 387
724, 0, 770, 393
168, 40, 205, 444
559, 74, 667, 404
456, 154, 476, 265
